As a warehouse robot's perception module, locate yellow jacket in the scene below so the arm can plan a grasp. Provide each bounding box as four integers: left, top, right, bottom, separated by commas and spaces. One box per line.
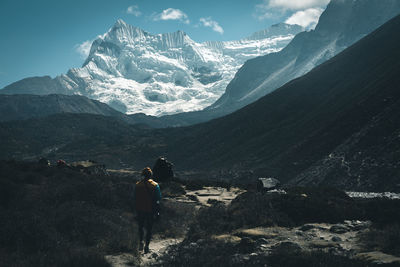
135, 179, 161, 213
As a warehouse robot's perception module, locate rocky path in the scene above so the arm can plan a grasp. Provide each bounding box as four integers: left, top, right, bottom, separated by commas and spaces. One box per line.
176, 221, 400, 265
105, 238, 182, 267
106, 186, 244, 266
106, 187, 400, 266
173, 186, 244, 206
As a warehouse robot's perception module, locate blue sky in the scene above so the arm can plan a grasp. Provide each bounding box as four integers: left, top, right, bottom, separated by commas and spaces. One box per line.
0, 0, 329, 88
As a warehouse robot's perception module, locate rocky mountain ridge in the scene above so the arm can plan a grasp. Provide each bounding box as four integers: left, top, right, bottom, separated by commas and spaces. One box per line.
156, 0, 400, 127
1, 21, 303, 116
1, 14, 400, 192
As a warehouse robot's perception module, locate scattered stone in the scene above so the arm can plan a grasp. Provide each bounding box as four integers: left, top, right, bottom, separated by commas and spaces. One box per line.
330, 224, 349, 234
300, 224, 315, 231
235, 227, 278, 239
207, 198, 223, 205
256, 238, 270, 248
331, 236, 342, 242
187, 194, 199, 202
295, 231, 304, 236
212, 234, 241, 244
272, 241, 302, 254
344, 220, 371, 231
310, 240, 338, 248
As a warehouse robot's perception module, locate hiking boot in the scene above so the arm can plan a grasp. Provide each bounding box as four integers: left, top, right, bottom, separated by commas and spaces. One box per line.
139, 242, 144, 252
144, 244, 150, 254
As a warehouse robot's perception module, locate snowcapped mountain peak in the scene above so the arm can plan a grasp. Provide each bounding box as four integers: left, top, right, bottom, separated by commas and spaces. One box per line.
158, 30, 194, 48
104, 20, 147, 46
114, 18, 128, 27
246, 23, 304, 40
56, 20, 303, 115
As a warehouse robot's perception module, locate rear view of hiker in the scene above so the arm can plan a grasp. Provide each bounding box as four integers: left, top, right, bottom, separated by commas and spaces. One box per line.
135, 167, 161, 253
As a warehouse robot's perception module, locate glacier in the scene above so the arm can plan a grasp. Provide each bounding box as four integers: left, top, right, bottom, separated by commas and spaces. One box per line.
56, 20, 303, 115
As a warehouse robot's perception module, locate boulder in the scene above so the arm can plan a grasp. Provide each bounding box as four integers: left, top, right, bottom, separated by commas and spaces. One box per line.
330, 224, 350, 234
257, 177, 280, 192
153, 157, 174, 183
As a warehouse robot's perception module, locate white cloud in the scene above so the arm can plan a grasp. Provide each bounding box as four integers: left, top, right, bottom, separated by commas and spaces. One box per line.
126, 5, 141, 17
255, 0, 329, 21
74, 40, 92, 59
267, 0, 330, 10
285, 8, 324, 29
154, 8, 190, 24
199, 17, 224, 34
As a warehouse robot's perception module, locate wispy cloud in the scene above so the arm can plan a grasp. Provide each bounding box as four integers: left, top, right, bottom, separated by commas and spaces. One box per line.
199, 17, 224, 34
127, 5, 141, 17
74, 40, 92, 59
285, 8, 324, 29
153, 8, 190, 24
267, 0, 329, 10
255, 0, 329, 21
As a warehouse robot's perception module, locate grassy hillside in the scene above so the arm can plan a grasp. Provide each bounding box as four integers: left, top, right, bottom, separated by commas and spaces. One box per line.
165, 14, 400, 187
0, 160, 139, 266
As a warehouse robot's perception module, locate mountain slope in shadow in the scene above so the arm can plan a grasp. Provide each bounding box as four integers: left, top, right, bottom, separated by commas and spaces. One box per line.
157, 0, 400, 127
0, 94, 178, 128
165, 14, 400, 189
0, 94, 122, 122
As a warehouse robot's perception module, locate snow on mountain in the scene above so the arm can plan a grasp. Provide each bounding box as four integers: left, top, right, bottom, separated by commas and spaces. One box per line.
55, 20, 303, 115
208, 0, 400, 115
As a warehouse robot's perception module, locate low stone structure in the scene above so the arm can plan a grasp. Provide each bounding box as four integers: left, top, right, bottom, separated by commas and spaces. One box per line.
257, 177, 280, 192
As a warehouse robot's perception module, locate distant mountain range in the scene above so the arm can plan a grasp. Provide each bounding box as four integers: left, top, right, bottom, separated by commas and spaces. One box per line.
0, 94, 122, 122
0, 21, 302, 116
0, 94, 187, 128
2, 0, 398, 129
1, 14, 400, 191
154, 0, 400, 127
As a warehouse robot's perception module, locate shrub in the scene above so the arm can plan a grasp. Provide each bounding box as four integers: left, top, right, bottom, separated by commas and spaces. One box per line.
161, 181, 186, 197
360, 223, 400, 257
0, 160, 139, 266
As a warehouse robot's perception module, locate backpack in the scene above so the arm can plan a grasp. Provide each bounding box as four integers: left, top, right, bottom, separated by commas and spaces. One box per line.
144, 181, 160, 221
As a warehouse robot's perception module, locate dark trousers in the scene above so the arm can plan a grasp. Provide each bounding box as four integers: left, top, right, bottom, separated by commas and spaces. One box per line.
137, 211, 154, 245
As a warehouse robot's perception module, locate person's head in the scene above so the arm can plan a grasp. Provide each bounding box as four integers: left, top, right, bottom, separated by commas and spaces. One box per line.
142, 167, 153, 180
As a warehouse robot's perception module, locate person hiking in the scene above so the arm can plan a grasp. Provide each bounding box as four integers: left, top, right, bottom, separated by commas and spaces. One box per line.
135, 167, 161, 253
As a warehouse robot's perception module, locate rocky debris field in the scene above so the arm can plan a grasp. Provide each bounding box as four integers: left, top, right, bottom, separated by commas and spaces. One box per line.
105, 184, 400, 267
3, 160, 398, 267
157, 221, 400, 266
106, 184, 245, 266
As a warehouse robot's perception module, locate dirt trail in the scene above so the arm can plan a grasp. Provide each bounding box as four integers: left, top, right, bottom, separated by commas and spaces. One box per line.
105, 238, 182, 267
174, 186, 244, 206
106, 186, 244, 266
